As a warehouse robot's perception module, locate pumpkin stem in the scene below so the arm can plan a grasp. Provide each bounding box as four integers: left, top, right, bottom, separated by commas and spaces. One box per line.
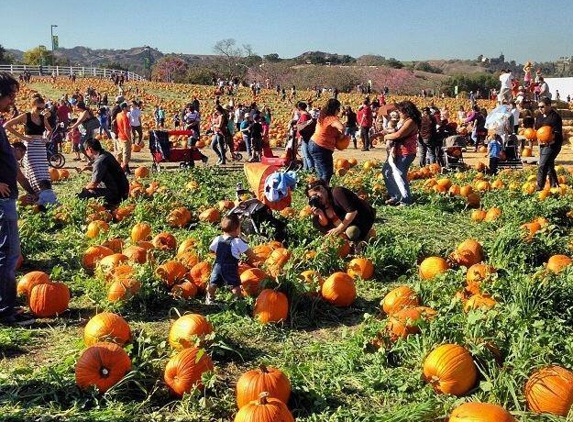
100, 367, 110, 378
259, 364, 268, 373
258, 391, 270, 404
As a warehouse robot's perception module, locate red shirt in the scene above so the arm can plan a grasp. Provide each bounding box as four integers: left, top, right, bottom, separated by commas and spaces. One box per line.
57, 104, 71, 124
357, 106, 373, 128
116, 112, 131, 141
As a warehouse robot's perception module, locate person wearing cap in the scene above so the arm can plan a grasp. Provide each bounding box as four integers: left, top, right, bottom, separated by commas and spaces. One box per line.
240, 112, 252, 158
115, 102, 132, 174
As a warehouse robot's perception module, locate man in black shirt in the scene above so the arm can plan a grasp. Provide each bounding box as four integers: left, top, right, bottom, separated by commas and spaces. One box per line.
78, 139, 129, 208
535, 97, 563, 190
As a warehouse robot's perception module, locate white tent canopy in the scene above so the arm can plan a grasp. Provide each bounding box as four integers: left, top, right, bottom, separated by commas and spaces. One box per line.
544, 77, 573, 101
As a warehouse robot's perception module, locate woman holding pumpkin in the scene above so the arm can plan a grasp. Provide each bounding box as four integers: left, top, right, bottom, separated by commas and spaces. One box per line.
535, 97, 563, 191
381, 101, 421, 206
307, 98, 345, 183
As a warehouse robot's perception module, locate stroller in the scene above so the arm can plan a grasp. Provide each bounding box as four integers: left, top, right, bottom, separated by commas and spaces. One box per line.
148, 129, 207, 171
46, 123, 66, 169
261, 125, 302, 169
498, 134, 523, 170
441, 135, 467, 172
228, 163, 295, 242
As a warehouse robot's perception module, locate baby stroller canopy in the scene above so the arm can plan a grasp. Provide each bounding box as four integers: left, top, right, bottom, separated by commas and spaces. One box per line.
244, 163, 295, 211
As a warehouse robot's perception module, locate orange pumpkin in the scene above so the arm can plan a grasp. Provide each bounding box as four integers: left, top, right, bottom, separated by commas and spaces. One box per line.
130, 222, 152, 242
419, 257, 449, 280
381, 285, 419, 315
525, 366, 573, 416
536, 125, 554, 144
198, 207, 221, 223
107, 278, 140, 302
84, 312, 131, 346
189, 261, 212, 291
123, 245, 148, 264
386, 306, 436, 340
463, 294, 497, 313
86, 220, 109, 239
546, 254, 572, 274
253, 289, 289, 324
155, 260, 187, 286
523, 128, 537, 141
265, 247, 291, 277
448, 402, 515, 422
240, 268, 270, 297
335, 135, 350, 150
347, 257, 374, 280
82, 245, 114, 271
75, 342, 132, 393
234, 392, 294, 422
29, 281, 70, 318
164, 347, 214, 397
134, 166, 149, 178
17, 271, 50, 297
423, 343, 477, 396
236, 365, 291, 409
152, 232, 177, 251
321, 272, 356, 307
171, 280, 198, 299
471, 209, 487, 222
168, 314, 213, 350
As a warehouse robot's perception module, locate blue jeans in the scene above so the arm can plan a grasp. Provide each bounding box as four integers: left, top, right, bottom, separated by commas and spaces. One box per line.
243, 134, 251, 157
0, 199, 20, 318
382, 153, 416, 204
308, 139, 333, 183
418, 139, 436, 166
211, 133, 226, 163
300, 139, 315, 171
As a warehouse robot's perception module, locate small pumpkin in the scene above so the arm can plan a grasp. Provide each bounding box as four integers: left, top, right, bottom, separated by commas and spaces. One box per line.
82, 245, 114, 271
321, 272, 356, 307
152, 232, 177, 251
386, 306, 436, 340
168, 314, 213, 350
546, 254, 572, 274
84, 312, 131, 346
189, 261, 212, 291
198, 207, 221, 223
155, 260, 187, 286
164, 347, 214, 397
240, 268, 270, 297
236, 365, 291, 409
423, 343, 477, 396
419, 257, 449, 280
75, 342, 132, 393
171, 281, 198, 300
86, 220, 109, 239
234, 392, 294, 422
381, 285, 419, 315
347, 257, 374, 280
130, 222, 152, 242
123, 245, 148, 264
253, 289, 289, 324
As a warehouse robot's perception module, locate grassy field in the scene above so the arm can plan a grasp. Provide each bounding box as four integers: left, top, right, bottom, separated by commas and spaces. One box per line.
1, 79, 573, 421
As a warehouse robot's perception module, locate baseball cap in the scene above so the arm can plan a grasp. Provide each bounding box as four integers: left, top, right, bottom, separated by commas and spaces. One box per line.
115, 95, 125, 104
120, 102, 129, 109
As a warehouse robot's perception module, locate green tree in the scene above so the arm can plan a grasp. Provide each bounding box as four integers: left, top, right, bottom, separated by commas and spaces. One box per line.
23, 45, 54, 66
263, 53, 280, 63
0, 44, 13, 65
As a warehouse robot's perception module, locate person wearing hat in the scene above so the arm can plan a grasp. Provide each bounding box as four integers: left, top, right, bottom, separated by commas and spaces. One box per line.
115, 102, 132, 174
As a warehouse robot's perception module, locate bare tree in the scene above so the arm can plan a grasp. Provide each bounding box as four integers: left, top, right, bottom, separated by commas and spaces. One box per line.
213, 38, 243, 79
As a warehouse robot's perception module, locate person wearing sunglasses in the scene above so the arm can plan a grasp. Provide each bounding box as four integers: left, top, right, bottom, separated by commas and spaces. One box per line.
535, 97, 563, 191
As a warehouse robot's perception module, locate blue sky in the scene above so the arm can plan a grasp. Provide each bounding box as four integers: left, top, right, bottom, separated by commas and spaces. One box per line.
3, 0, 572, 63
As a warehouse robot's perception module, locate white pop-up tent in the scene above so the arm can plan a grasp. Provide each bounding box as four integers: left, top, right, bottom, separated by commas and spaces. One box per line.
544, 77, 573, 101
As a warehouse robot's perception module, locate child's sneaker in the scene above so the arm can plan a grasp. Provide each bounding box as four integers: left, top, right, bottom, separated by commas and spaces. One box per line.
205, 295, 214, 305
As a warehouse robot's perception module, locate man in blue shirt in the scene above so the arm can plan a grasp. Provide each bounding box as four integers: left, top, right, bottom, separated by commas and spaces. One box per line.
0, 72, 35, 326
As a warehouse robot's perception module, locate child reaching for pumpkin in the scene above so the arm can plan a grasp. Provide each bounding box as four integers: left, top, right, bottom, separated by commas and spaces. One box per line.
206, 214, 257, 304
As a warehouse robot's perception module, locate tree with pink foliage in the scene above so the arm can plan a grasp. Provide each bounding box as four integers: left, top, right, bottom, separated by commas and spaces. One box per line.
151, 56, 189, 83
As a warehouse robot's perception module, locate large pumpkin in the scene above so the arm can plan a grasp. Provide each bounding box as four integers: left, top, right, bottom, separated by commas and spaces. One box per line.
381, 285, 419, 315
536, 125, 554, 144
419, 257, 449, 280
523, 127, 537, 141
453, 239, 484, 268
29, 282, 70, 318
265, 247, 291, 277
17, 271, 50, 297
423, 344, 477, 396
321, 272, 356, 307
253, 290, 289, 324
347, 257, 374, 280
168, 314, 214, 350
448, 402, 515, 422
189, 261, 212, 291
123, 245, 148, 264
75, 342, 132, 393
164, 347, 214, 396
236, 365, 291, 409
84, 312, 131, 347
234, 392, 294, 422
525, 366, 573, 416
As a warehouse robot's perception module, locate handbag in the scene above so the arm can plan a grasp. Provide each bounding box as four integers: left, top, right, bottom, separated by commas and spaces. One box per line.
296, 118, 316, 140
81, 116, 101, 134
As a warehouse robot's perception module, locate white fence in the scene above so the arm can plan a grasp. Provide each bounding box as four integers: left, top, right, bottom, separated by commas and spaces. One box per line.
0, 64, 145, 81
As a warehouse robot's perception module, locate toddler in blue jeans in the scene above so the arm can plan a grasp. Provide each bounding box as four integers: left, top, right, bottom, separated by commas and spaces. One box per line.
206, 214, 256, 304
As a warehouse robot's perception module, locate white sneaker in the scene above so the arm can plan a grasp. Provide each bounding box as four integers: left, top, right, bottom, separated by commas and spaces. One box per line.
205, 295, 214, 305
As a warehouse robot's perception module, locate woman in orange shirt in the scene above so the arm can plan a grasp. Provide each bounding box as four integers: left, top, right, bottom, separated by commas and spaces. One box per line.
307, 98, 345, 183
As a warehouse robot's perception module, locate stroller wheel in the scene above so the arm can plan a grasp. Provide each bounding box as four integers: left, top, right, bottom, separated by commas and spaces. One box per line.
234, 153, 243, 161
48, 153, 65, 169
